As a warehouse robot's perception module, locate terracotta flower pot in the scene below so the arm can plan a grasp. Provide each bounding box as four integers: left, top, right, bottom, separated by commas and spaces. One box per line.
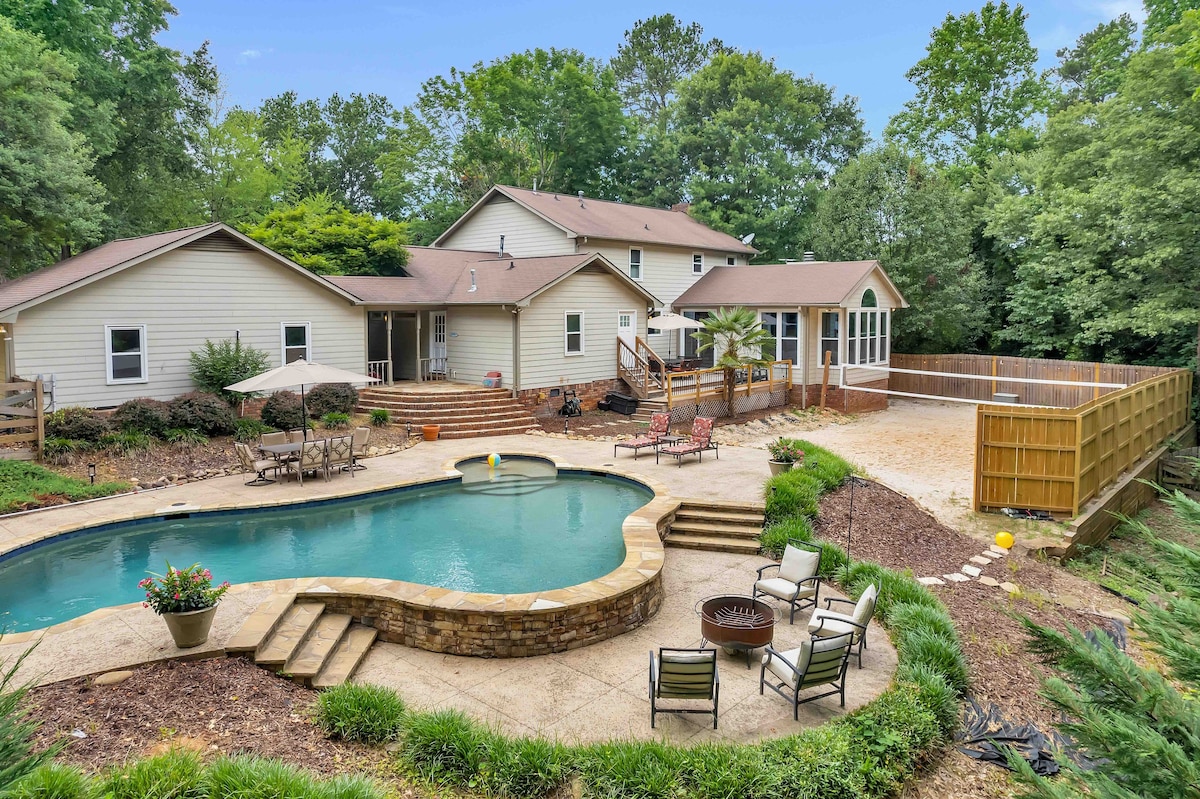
768, 460, 794, 477
422, 424, 440, 441
161, 605, 218, 649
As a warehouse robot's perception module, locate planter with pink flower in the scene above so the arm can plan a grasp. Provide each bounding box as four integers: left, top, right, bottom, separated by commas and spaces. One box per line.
767, 437, 804, 476
140, 562, 230, 648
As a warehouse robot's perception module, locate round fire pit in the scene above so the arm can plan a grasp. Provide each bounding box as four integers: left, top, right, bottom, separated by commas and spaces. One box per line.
696, 594, 778, 667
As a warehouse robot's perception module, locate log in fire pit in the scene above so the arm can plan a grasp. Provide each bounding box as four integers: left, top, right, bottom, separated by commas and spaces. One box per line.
696, 594, 778, 667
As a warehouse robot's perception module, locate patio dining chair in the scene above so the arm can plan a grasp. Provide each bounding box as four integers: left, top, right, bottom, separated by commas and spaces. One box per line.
613, 412, 671, 459
287, 429, 307, 444
234, 442, 278, 486
287, 440, 327, 485
348, 426, 371, 471
649, 647, 719, 729
655, 416, 718, 467
752, 540, 823, 624
807, 583, 878, 668
760, 629, 858, 719
326, 435, 354, 478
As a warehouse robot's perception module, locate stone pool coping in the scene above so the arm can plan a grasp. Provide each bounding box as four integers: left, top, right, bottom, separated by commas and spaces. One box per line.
0, 451, 674, 656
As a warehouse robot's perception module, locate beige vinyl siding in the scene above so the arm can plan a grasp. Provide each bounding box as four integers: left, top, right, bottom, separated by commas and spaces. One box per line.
588, 239, 740, 357
844, 271, 903, 310
439, 196, 575, 256
13, 243, 363, 408
445, 306, 512, 386
518, 269, 649, 390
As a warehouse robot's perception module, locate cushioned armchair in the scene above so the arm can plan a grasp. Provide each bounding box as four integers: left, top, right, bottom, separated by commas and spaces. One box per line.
649, 648, 719, 729
752, 541, 822, 624
808, 583, 878, 668
760, 629, 859, 719
234, 442, 278, 486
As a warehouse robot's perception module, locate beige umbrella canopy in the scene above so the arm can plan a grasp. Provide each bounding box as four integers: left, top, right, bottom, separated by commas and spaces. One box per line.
647, 313, 705, 359
225, 359, 380, 438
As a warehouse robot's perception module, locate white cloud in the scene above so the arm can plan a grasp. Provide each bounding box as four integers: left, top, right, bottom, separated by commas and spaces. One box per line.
1078, 0, 1147, 23
238, 49, 262, 64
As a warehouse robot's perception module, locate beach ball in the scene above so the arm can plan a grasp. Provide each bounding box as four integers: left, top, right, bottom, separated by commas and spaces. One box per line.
487, 453, 502, 468
995, 531, 1015, 550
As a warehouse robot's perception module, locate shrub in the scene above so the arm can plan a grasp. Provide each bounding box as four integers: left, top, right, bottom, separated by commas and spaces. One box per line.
260, 391, 305, 431
188, 338, 270, 404
112, 399, 171, 437
165, 428, 208, 449
306, 383, 357, 417
760, 516, 813, 557
321, 412, 350, 430
99, 430, 154, 455
44, 407, 110, 443
369, 408, 390, 427
99, 748, 206, 799
4, 762, 91, 799
168, 392, 235, 436
894, 628, 970, 696
576, 739, 684, 799
896, 661, 961, 735
233, 418, 273, 443
888, 602, 957, 641
203, 755, 384, 799
840, 684, 944, 795
400, 709, 497, 787
483, 735, 571, 798
765, 469, 822, 521
42, 437, 81, 466
0, 646, 63, 793
313, 683, 406, 744
796, 440, 856, 491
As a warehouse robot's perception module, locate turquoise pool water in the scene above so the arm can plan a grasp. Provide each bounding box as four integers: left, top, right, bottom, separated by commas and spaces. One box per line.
0, 461, 651, 632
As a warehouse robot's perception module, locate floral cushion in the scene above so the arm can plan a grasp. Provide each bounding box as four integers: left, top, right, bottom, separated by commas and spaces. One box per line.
649, 412, 671, 435
691, 416, 714, 443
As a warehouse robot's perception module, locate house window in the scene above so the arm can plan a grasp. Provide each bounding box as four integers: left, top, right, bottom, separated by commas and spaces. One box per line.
726, 256, 736, 266
565, 312, 584, 355
105, 325, 147, 384
282, 322, 311, 363
846, 290, 888, 366
629, 248, 642, 280
692, 253, 703, 274
761, 310, 799, 363
819, 312, 839, 367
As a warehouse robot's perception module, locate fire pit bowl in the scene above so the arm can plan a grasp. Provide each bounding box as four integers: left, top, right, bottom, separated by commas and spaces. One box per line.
696, 595, 778, 664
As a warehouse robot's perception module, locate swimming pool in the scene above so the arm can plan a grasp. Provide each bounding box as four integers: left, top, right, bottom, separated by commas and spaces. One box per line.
0, 457, 652, 633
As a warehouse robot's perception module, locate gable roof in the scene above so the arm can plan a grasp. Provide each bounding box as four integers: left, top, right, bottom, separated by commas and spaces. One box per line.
433, 185, 758, 254
0, 223, 360, 316
328, 248, 659, 307
673, 261, 909, 308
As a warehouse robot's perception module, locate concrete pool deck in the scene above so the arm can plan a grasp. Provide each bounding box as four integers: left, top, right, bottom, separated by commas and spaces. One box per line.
0, 434, 897, 742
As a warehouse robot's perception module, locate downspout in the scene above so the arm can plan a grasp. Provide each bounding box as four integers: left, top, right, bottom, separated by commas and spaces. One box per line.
800, 307, 808, 410
511, 306, 522, 399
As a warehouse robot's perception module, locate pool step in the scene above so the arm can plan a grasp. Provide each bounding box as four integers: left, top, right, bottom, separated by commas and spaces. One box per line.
669, 520, 762, 539
254, 602, 326, 668
226, 592, 297, 655
312, 626, 378, 689
665, 534, 763, 554
283, 613, 353, 681
664, 499, 764, 554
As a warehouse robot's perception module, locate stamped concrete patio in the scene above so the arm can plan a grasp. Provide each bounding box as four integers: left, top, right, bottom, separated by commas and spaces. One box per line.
0, 433, 896, 743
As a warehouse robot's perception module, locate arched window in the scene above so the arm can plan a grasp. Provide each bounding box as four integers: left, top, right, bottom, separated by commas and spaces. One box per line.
861, 288, 878, 308
848, 289, 888, 366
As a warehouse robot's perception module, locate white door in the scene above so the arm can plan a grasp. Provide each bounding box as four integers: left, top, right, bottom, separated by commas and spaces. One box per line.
430, 312, 447, 360
617, 310, 636, 347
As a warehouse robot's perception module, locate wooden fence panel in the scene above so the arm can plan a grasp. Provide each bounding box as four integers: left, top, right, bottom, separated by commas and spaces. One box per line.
0, 380, 44, 460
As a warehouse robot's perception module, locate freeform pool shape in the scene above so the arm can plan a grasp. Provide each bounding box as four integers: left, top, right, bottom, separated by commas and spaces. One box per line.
0, 456, 652, 633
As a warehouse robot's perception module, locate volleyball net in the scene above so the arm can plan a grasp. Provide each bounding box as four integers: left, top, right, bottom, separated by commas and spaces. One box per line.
838, 364, 1128, 409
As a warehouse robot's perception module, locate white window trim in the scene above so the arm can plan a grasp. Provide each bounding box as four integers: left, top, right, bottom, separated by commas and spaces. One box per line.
726, 255, 736, 266
628, 247, 643, 282
692, 253, 704, 274
819, 310, 840, 368
564, 311, 585, 356
105, 324, 148, 385
846, 307, 890, 366
281, 321, 312, 364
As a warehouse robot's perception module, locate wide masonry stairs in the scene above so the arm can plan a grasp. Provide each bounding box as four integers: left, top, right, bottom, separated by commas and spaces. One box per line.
227, 594, 377, 688
664, 499, 766, 554
356, 386, 539, 440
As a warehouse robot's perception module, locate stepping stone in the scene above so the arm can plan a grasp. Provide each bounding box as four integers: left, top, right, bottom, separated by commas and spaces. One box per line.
917, 577, 945, 586
943, 573, 971, 582
970, 556, 991, 566
989, 545, 1009, 556
978, 551, 1001, 559
979, 576, 1000, 587
999, 581, 1020, 594
93, 670, 134, 686
961, 565, 982, 578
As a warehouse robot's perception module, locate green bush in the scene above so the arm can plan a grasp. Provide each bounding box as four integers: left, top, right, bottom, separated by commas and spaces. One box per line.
165, 428, 209, 449
260, 391, 305, 431
894, 628, 970, 696
42, 437, 82, 466
168, 392, 236, 436
313, 682, 406, 744
400, 709, 497, 787
188, 338, 270, 404
765, 469, 822, 521
203, 755, 384, 799
306, 383, 358, 417
483, 736, 571, 798
576, 739, 683, 799
233, 418, 274, 443
896, 661, 961, 735
99, 430, 154, 455
44, 407, 110, 443
888, 602, 958, 641
99, 748, 206, 799
321, 412, 350, 430
369, 408, 390, 427
840, 684, 943, 796
0, 647, 63, 793
0, 461, 128, 513
112, 398, 171, 437
795, 440, 856, 491
759, 516, 812, 557
3, 762, 91, 799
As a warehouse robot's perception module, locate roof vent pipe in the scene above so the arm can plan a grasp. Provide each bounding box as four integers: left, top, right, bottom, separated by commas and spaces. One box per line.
499, 235, 505, 257
469, 268, 477, 292
578, 190, 584, 208
802, 251, 816, 262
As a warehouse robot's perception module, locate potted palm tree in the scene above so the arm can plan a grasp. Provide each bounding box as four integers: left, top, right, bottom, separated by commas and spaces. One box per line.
690, 307, 776, 415
767, 437, 804, 475
139, 562, 230, 648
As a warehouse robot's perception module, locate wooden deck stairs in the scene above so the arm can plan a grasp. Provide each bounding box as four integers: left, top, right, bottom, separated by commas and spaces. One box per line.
356, 386, 539, 440
664, 499, 766, 554
227, 594, 377, 688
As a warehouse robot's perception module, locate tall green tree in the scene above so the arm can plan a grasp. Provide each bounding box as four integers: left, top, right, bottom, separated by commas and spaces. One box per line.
1144, 0, 1200, 43
242, 195, 410, 277
672, 51, 865, 262
1052, 14, 1138, 106
610, 15, 723, 127
0, 0, 217, 236
0, 17, 105, 276
885, 2, 1047, 171
812, 147, 986, 353
258, 91, 332, 198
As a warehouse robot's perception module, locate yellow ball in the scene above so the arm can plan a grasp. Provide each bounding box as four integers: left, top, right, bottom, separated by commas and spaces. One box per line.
995, 531, 1015, 550
487, 453, 501, 468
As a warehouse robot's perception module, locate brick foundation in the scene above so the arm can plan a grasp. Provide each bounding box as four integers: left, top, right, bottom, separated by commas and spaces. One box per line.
791, 378, 890, 414
517, 378, 631, 419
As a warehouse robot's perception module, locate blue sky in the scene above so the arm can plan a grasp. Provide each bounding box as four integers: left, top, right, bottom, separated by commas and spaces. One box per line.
161, 0, 1145, 138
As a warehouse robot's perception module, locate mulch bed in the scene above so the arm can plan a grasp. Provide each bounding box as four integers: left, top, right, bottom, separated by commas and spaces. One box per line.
815, 479, 1124, 729
26, 658, 393, 779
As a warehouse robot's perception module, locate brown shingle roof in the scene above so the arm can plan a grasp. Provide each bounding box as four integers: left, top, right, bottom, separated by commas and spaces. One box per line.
0, 224, 221, 314
673, 261, 903, 307
435, 186, 758, 254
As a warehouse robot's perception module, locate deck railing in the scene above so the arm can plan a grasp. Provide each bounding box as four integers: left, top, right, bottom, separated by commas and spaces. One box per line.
366, 360, 390, 384
420, 357, 448, 381
617, 336, 666, 398
663, 361, 792, 408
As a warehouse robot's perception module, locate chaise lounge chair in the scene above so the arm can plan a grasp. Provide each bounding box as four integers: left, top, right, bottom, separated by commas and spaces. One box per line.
656, 416, 718, 467
614, 412, 671, 459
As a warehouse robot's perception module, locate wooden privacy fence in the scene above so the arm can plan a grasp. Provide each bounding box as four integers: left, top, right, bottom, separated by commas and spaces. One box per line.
975, 369, 1192, 516
0, 380, 45, 460
891, 353, 1175, 408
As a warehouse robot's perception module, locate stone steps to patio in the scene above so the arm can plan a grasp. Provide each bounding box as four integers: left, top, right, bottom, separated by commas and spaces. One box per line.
356, 387, 539, 440
228, 596, 378, 688
664, 499, 764, 554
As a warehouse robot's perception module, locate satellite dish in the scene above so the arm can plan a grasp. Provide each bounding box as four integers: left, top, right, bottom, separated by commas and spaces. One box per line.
740, 233, 755, 245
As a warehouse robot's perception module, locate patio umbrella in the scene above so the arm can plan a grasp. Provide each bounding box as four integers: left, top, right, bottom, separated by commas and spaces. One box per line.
647, 313, 705, 360
225, 359, 380, 439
